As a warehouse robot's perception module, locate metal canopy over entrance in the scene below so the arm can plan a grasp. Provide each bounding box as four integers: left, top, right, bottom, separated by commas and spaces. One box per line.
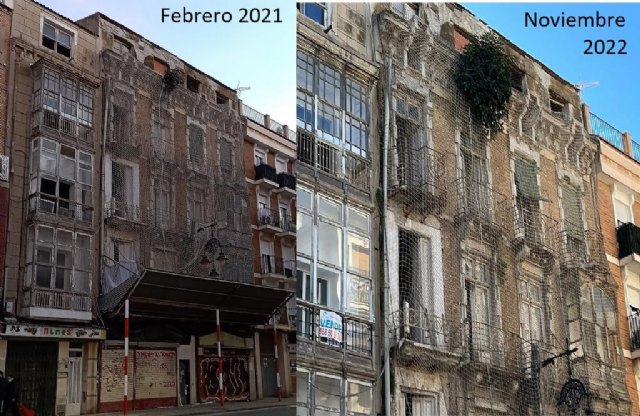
101, 269, 294, 326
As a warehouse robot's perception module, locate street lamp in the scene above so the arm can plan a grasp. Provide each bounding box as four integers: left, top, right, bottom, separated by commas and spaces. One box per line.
197, 221, 229, 277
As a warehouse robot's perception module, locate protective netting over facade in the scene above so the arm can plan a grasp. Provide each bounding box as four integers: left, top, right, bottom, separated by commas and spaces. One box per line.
377, 4, 631, 416
99, 36, 252, 299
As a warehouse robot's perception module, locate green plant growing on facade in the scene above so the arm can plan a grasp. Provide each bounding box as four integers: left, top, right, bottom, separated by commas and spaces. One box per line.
454, 32, 514, 133
163, 69, 184, 92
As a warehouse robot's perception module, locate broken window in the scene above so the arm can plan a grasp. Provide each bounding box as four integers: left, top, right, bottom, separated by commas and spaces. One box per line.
398, 230, 420, 313
186, 75, 200, 93
403, 392, 438, 416
514, 157, 542, 244
188, 124, 204, 164
42, 20, 72, 58
29, 138, 93, 221
112, 36, 131, 55
549, 90, 566, 114
216, 93, 229, 105
29, 225, 91, 293
298, 2, 326, 25
511, 68, 525, 93
395, 98, 421, 187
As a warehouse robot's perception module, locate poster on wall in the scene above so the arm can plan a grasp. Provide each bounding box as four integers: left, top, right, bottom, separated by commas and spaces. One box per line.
319, 310, 343, 343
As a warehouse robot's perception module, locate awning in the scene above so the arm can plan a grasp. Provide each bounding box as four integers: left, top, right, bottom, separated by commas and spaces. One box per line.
99, 269, 294, 327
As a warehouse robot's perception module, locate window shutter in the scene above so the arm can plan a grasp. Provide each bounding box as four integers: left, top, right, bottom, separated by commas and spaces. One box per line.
562, 185, 583, 237
514, 158, 539, 199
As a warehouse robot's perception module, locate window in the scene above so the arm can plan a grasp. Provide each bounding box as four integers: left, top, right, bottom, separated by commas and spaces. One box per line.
407, 43, 421, 72
255, 148, 267, 166
463, 255, 497, 361
276, 157, 287, 174
220, 140, 233, 172
514, 157, 542, 244
186, 75, 200, 93
614, 194, 633, 227
347, 381, 373, 415
549, 90, 566, 114
112, 104, 129, 143
404, 393, 438, 416
519, 279, 544, 343
561, 184, 585, 258
111, 161, 134, 218
395, 98, 422, 187
511, 68, 525, 92
28, 225, 91, 293
29, 138, 93, 222
298, 3, 326, 25
314, 374, 341, 414
187, 187, 205, 226
151, 109, 172, 158
42, 20, 72, 58
296, 51, 371, 157
33, 67, 94, 135
153, 177, 172, 229
112, 239, 135, 264
582, 287, 618, 364
216, 93, 229, 106
460, 132, 489, 216
112, 36, 131, 55
188, 124, 204, 164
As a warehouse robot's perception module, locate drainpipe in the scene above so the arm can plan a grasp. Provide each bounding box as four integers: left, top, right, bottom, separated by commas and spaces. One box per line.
100, 75, 111, 297
382, 56, 392, 416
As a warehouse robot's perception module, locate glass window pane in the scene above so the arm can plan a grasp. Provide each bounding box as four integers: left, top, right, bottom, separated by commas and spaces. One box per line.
347, 233, 369, 276
319, 64, 341, 107
43, 23, 56, 39
347, 382, 372, 414
296, 371, 309, 405
38, 226, 54, 243
318, 221, 342, 267
304, 3, 325, 25
297, 212, 313, 257
317, 102, 341, 143
348, 208, 369, 233
296, 51, 314, 91
74, 271, 90, 293
317, 265, 341, 310
36, 265, 52, 287
314, 375, 341, 411
58, 230, 73, 247
297, 91, 314, 132
318, 197, 341, 222
296, 258, 313, 302
347, 274, 370, 318
297, 188, 312, 211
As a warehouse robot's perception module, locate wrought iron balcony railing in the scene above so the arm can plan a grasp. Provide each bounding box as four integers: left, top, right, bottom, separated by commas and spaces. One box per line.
296, 301, 373, 356
105, 199, 142, 223
397, 302, 465, 354
277, 172, 296, 190
297, 129, 371, 191
454, 177, 509, 227
28, 193, 93, 223
513, 197, 559, 254
33, 109, 93, 142
255, 163, 278, 183
560, 229, 607, 272
260, 254, 295, 278
257, 207, 282, 229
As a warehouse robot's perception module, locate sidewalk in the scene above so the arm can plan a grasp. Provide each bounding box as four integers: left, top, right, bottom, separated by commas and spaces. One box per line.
88, 397, 295, 416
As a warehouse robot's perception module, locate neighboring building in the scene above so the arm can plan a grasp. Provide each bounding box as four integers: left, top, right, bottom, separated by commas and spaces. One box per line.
591, 109, 640, 414
373, 3, 630, 416
242, 103, 297, 399
72, 13, 292, 413
1, 1, 104, 415
296, 3, 380, 415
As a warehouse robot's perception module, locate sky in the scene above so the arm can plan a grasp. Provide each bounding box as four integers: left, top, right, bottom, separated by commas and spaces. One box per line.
39, 0, 297, 128
463, 3, 640, 139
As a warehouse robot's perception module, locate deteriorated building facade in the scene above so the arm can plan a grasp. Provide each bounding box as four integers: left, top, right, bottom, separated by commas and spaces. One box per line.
296, 3, 380, 415
590, 110, 640, 414
2, 1, 103, 415
375, 3, 630, 416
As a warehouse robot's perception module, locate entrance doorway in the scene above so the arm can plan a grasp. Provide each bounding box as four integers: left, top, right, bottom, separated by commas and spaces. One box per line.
179, 360, 191, 405
66, 343, 83, 415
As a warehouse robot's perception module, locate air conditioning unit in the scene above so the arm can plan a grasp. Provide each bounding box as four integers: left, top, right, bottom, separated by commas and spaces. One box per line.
0, 155, 9, 182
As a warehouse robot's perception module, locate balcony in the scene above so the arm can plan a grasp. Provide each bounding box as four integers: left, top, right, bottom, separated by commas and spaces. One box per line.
255, 163, 279, 190
22, 288, 91, 321
28, 193, 93, 225
259, 254, 295, 289
257, 207, 283, 234
388, 144, 447, 217
105, 199, 143, 224
297, 129, 371, 192
275, 172, 296, 197
32, 109, 93, 142
276, 214, 296, 240
560, 230, 608, 273
394, 303, 464, 369
454, 178, 509, 239
512, 198, 559, 265
297, 302, 374, 358
630, 310, 640, 352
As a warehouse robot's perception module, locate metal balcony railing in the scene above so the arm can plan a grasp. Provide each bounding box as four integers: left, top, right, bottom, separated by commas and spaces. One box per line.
33, 109, 93, 142
617, 222, 640, 259
277, 172, 296, 190
454, 177, 509, 226
29, 193, 93, 223
23, 288, 91, 312
513, 197, 559, 252
296, 301, 373, 356
398, 302, 465, 354
560, 229, 607, 271
590, 113, 624, 152
257, 207, 282, 229
629, 310, 640, 350
260, 254, 295, 278
280, 214, 296, 233
255, 163, 278, 183
297, 129, 371, 191
105, 199, 142, 223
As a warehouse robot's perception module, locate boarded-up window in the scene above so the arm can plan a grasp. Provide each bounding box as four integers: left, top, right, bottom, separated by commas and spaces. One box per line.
514, 158, 539, 199
220, 140, 232, 172
188, 125, 204, 164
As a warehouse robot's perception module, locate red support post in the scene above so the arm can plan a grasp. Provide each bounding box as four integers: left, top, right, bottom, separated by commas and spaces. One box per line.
274, 317, 281, 401
216, 309, 224, 407
123, 299, 129, 416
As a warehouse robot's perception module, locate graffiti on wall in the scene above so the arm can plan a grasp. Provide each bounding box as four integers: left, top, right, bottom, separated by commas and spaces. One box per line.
198, 356, 250, 402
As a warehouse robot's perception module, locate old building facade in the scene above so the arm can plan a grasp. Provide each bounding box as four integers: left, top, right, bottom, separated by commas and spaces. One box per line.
296, 3, 380, 415
591, 110, 640, 414
1, 1, 103, 415
242, 103, 297, 399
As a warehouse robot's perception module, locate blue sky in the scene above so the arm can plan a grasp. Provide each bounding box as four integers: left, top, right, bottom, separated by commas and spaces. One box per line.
39, 0, 297, 127
463, 3, 640, 139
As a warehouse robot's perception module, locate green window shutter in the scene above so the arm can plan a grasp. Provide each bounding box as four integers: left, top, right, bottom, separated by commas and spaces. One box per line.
562, 185, 583, 237
514, 158, 540, 199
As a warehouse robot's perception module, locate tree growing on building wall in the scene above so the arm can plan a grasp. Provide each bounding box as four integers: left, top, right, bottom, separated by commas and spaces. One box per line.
454, 32, 513, 133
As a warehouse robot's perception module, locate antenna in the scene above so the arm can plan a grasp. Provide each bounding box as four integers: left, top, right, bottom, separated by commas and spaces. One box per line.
235, 81, 250, 97
573, 81, 600, 92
